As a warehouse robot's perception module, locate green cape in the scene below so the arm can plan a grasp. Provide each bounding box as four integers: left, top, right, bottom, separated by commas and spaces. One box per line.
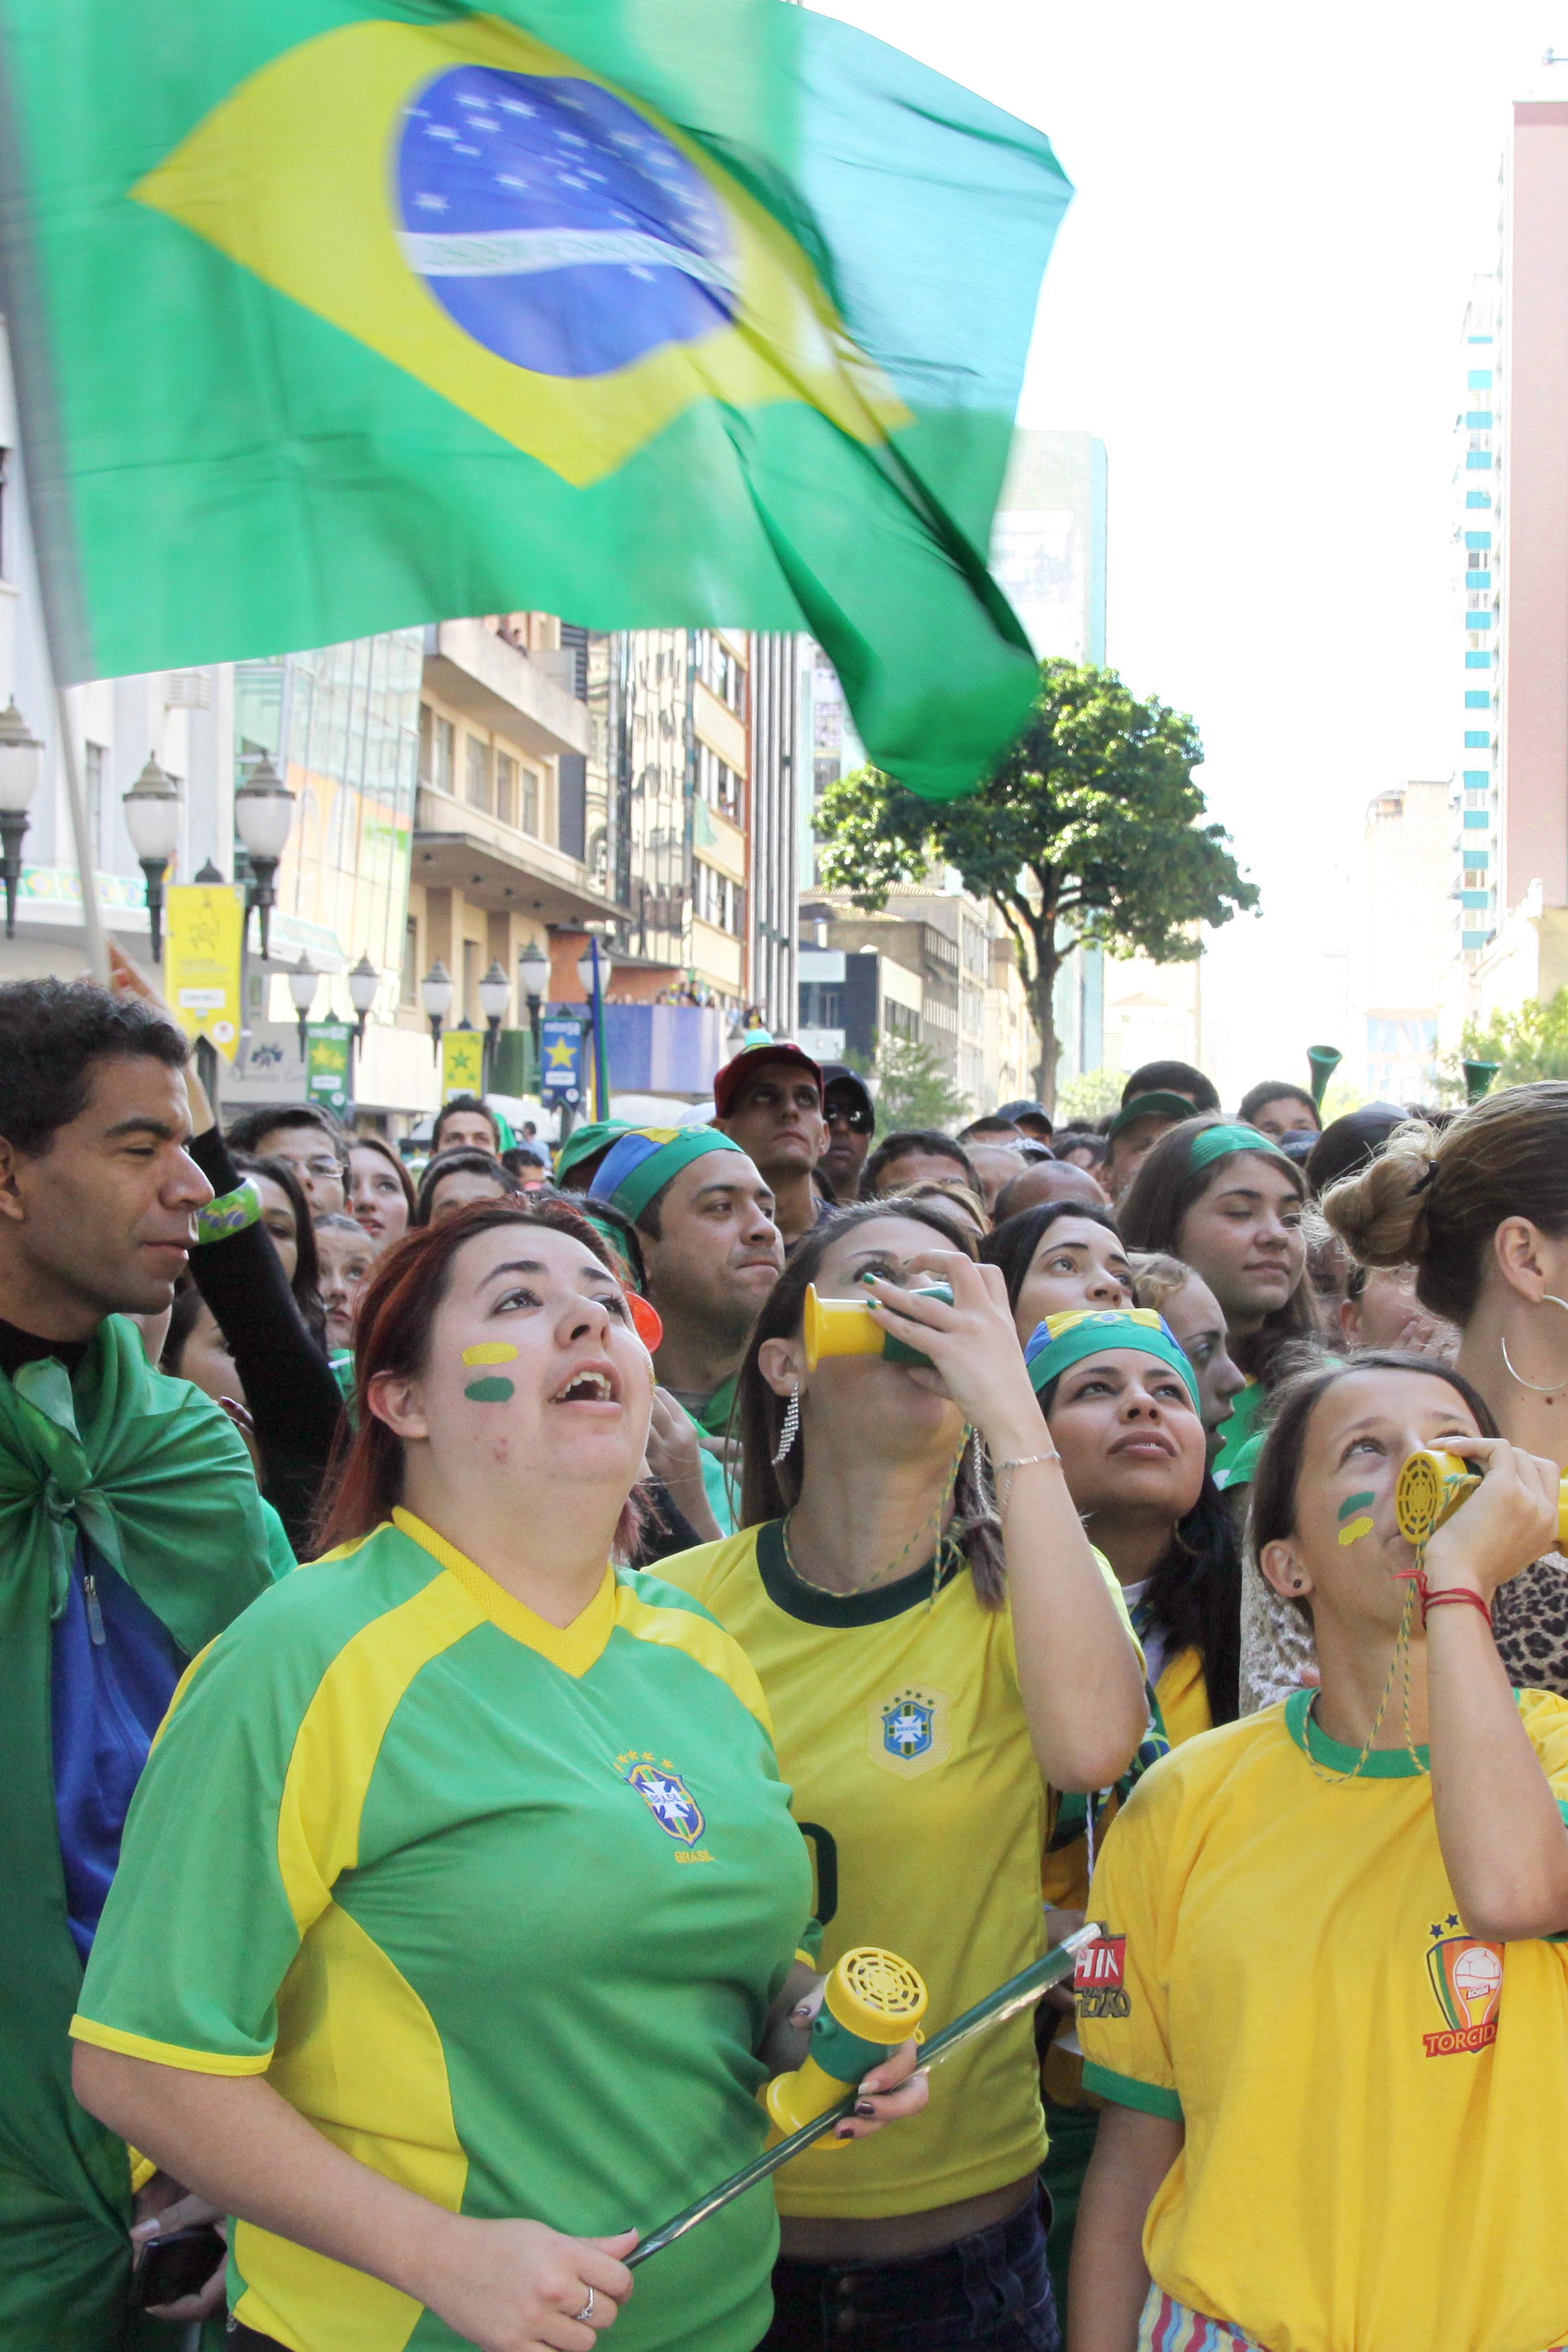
0, 1315, 272, 2335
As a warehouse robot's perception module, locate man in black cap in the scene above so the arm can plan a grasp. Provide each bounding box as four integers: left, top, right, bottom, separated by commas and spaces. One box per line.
818, 1064, 876, 1204
994, 1097, 1055, 1145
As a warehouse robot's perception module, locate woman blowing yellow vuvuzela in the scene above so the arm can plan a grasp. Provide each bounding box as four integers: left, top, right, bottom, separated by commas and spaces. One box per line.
659, 1199, 1148, 2352
1069, 1350, 1568, 2352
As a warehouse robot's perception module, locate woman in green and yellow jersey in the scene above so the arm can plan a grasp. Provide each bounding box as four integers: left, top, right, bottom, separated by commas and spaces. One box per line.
69, 1197, 925, 2352
1022, 1309, 1239, 2316
1072, 1351, 1568, 2352
660, 1200, 1149, 2352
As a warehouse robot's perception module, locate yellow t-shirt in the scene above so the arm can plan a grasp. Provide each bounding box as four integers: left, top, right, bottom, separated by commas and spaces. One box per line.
657, 1520, 1136, 2218
1078, 1687, 1568, 2352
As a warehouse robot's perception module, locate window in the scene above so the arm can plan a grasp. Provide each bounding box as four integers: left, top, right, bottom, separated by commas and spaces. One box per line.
1465, 532, 1492, 550
882, 998, 920, 1044
697, 632, 745, 713
401, 917, 419, 1003
1465, 689, 1492, 708
1464, 731, 1490, 747
421, 708, 454, 793
1465, 491, 1493, 508
1468, 370, 1493, 390
465, 735, 491, 812
463, 938, 480, 1024
520, 764, 540, 836
84, 741, 104, 860
495, 749, 517, 828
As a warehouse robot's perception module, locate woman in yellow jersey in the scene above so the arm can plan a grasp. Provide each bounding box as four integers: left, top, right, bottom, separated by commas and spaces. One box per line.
1022, 1310, 1238, 2319
658, 1200, 1149, 2352
1070, 1351, 1568, 2352
70, 1200, 926, 2352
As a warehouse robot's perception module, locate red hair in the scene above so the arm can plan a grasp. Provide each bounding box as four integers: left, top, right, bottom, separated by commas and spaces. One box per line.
313, 1195, 647, 1559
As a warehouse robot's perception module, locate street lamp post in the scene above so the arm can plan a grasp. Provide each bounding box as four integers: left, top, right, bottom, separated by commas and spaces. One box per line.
517, 936, 549, 1090
0, 699, 44, 940
287, 953, 318, 1064
421, 960, 454, 1057
478, 958, 511, 1091
233, 752, 296, 961
576, 934, 613, 1121
347, 952, 379, 1057
121, 752, 183, 963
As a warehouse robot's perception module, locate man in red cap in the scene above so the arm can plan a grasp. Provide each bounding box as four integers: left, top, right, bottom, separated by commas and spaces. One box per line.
712, 1040, 832, 1246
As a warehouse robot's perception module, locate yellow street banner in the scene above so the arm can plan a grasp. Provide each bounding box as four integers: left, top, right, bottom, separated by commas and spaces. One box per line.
441, 1027, 485, 1101
164, 883, 244, 1061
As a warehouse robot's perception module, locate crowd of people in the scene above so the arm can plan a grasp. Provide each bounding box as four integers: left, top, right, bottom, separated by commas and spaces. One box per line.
6, 968, 1568, 2352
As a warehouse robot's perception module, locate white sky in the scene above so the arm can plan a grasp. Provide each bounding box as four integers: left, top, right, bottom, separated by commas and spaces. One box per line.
809, 0, 1568, 1084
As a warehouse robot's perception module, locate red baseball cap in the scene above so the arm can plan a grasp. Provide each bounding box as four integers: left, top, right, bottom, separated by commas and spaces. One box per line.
713, 1040, 825, 1119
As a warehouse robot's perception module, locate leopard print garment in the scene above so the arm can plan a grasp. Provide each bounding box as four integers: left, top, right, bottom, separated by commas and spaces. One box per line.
1493, 1552, 1568, 1695
1240, 1548, 1568, 1713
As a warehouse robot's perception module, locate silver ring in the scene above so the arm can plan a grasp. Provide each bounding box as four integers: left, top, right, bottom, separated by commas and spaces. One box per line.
575, 2289, 595, 2325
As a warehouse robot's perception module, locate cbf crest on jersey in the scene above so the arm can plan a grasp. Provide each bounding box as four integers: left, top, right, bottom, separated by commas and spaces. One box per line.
869, 1684, 951, 1778
618, 1752, 705, 1845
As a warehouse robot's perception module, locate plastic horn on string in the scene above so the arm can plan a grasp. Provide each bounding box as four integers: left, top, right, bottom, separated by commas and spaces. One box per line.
627, 1923, 1103, 2270
1307, 1045, 1342, 1110
1463, 1059, 1502, 1105
802, 1280, 954, 1374
1396, 1447, 1568, 1552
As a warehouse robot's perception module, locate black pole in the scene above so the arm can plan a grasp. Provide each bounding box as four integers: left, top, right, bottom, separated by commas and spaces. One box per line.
0, 808, 28, 938
140, 858, 168, 963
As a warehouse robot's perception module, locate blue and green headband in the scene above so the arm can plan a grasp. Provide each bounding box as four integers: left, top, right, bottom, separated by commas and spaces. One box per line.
1025, 1307, 1200, 1409
588, 1124, 743, 1223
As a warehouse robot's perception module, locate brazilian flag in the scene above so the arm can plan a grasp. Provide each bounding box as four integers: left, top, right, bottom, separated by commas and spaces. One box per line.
0, 0, 1071, 799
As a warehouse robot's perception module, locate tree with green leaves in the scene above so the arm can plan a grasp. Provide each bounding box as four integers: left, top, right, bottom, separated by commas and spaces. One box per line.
847, 1037, 970, 1133
817, 659, 1259, 1105
1443, 989, 1568, 1093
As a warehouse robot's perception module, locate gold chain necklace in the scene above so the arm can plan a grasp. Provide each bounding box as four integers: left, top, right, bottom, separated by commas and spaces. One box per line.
781, 1435, 969, 1601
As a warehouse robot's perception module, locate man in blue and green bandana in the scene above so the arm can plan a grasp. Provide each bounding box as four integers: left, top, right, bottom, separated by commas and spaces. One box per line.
0, 980, 275, 2349
590, 1126, 783, 1536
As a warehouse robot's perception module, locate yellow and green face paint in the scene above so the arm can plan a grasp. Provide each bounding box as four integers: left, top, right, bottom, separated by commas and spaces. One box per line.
1337, 1490, 1376, 1547
462, 1341, 518, 1403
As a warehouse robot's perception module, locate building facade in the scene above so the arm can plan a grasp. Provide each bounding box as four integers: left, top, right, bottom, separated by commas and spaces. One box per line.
1351, 782, 1449, 1102
1444, 95, 1568, 1037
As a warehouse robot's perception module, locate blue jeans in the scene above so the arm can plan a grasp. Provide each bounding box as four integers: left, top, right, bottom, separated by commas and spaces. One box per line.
759, 2190, 1058, 2352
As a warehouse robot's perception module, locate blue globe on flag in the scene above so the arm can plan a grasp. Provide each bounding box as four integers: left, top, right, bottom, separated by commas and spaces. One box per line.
396, 65, 739, 378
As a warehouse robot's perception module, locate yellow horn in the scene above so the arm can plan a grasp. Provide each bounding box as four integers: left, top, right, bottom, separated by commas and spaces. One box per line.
803, 1286, 886, 1372
1396, 1447, 1568, 1547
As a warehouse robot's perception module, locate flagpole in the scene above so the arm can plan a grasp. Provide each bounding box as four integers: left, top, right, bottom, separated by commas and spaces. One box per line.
54, 683, 107, 982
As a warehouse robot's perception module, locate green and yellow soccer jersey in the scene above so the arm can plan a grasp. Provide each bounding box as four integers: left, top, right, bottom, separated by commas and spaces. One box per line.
73, 1511, 811, 2352
1079, 1690, 1568, 2352
659, 1522, 1138, 2218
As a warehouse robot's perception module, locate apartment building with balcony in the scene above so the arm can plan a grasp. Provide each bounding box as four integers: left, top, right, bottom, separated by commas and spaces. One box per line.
402, 613, 622, 1075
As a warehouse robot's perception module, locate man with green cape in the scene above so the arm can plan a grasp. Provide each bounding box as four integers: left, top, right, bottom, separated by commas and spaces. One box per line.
0, 980, 275, 2348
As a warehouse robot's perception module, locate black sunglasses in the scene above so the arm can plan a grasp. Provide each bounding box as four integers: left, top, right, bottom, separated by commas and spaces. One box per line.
825, 1100, 875, 1134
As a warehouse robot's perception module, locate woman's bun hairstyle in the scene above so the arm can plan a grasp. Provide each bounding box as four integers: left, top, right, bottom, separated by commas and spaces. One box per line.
1321, 1120, 1438, 1273
1323, 1082, 1568, 1327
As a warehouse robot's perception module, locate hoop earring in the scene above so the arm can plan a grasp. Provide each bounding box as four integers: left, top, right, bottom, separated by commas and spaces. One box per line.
772, 1380, 801, 1466
1500, 1295, 1568, 1395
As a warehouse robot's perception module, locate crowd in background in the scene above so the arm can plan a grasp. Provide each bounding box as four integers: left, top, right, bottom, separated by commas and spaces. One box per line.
7, 964, 1568, 2352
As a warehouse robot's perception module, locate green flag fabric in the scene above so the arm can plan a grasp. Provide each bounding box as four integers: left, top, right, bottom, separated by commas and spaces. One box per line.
0, 0, 1071, 799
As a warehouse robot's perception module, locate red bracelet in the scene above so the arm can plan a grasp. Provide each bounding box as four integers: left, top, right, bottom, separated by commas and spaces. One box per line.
1419, 1580, 1493, 1629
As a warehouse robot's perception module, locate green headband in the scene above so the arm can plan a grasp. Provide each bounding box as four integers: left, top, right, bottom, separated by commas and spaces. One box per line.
1187, 1121, 1293, 1174
1025, 1307, 1200, 1409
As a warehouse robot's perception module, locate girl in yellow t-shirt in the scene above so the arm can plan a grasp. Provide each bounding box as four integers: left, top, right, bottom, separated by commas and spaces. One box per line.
659, 1199, 1149, 2352
1023, 1307, 1238, 2318
1072, 1352, 1568, 2352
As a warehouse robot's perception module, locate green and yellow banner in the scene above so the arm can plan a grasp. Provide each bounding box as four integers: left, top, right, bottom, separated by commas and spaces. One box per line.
0, 0, 1071, 799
